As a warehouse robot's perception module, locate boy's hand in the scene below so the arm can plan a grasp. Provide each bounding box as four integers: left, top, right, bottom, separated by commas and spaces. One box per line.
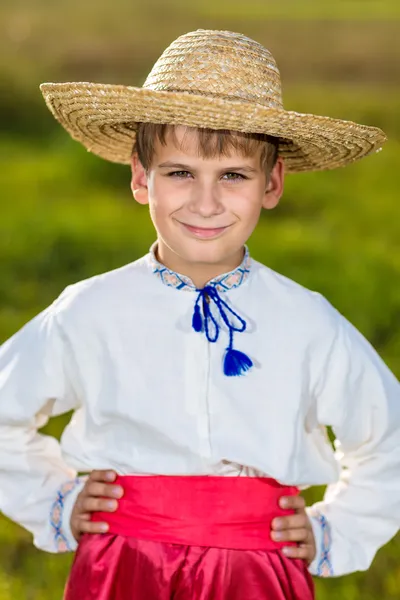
70, 470, 124, 542
271, 495, 316, 564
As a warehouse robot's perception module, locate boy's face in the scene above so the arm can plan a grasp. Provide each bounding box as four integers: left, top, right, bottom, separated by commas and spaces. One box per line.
131, 126, 284, 276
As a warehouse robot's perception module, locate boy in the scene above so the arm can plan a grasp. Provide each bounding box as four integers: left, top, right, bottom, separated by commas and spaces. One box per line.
0, 29, 399, 600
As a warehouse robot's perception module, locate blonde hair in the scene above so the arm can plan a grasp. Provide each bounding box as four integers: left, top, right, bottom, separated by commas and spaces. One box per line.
132, 123, 279, 176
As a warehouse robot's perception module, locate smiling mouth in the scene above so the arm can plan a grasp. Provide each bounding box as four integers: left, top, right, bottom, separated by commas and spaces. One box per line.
179, 222, 232, 239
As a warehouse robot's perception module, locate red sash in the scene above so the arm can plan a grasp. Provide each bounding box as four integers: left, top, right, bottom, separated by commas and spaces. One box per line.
92, 475, 299, 550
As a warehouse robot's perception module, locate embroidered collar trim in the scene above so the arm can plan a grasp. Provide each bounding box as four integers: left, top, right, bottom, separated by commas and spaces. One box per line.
149, 243, 251, 292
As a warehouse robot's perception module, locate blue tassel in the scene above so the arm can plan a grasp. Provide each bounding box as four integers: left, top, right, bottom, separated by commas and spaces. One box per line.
223, 348, 253, 377
192, 285, 254, 377
192, 304, 203, 332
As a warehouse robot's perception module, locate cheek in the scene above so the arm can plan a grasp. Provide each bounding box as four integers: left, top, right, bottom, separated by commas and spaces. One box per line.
148, 182, 182, 225
149, 199, 169, 231
229, 187, 263, 223
242, 205, 263, 233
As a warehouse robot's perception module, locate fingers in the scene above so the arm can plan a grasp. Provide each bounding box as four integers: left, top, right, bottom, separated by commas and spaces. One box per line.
84, 481, 124, 500
279, 495, 306, 510
75, 477, 123, 514
89, 470, 117, 483
80, 496, 119, 513
70, 470, 123, 541
74, 516, 110, 536
272, 496, 317, 563
272, 527, 311, 543
70, 506, 110, 541
282, 544, 316, 563
272, 514, 308, 531
271, 512, 313, 543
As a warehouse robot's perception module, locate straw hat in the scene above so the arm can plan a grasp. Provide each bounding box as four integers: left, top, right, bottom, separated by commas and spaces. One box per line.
40, 29, 386, 173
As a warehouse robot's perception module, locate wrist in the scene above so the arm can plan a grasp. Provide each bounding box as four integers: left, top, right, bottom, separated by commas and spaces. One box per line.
50, 476, 88, 552
305, 507, 334, 577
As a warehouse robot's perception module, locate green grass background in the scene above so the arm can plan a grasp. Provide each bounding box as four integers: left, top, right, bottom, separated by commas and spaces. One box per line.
0, 1, 399, 598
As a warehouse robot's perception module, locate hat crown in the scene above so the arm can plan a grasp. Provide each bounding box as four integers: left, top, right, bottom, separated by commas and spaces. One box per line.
143, 30, 283, 109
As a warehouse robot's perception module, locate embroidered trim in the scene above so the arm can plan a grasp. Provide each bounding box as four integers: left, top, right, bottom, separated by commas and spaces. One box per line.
50, 477, 83, 552
314, 513, 334, 576
149, 243, 251, 292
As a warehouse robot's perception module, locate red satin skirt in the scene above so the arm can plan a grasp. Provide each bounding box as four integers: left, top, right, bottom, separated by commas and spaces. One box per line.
64, 475, 315, 600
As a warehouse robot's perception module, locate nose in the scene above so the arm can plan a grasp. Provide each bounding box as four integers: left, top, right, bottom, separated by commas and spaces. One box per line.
188, 180, 224, 218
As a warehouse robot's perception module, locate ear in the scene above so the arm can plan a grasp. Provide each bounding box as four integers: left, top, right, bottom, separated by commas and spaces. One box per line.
130, 153, 149, 205
262, 157, 284, 210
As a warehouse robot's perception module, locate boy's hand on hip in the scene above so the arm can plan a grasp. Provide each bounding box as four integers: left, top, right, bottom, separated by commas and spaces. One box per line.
271, 495, 316, 564
70, 470, 123, 542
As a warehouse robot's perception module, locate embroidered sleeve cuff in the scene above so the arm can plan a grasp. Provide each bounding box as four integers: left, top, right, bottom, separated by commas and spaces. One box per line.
50, 476, 87, 553
306, 508, 334, 577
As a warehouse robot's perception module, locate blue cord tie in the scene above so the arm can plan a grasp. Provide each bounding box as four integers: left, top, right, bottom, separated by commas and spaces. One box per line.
192, 285, 253, 377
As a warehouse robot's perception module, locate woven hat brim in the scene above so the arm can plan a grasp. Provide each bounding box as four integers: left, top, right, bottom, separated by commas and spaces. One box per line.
40, 82, 387, 173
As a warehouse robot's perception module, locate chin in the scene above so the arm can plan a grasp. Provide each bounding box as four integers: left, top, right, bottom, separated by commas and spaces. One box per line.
180, 240, 234, 265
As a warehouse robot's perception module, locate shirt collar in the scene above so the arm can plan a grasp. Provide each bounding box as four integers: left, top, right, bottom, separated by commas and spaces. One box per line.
149, 243, 251, 292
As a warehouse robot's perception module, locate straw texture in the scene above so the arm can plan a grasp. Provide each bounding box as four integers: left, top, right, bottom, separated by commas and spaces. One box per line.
40, 29, 387, 173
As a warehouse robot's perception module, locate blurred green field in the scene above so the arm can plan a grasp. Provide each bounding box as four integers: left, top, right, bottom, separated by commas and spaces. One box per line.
1, 0, 399, 96
1, 1, 400, 598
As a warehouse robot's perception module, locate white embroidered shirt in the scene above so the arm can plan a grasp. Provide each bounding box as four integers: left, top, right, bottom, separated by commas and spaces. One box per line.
0, 246, 399, 577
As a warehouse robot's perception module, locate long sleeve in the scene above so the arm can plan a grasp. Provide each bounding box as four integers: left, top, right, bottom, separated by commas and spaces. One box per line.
307, 298, 400, 576
0, 295, 83, 552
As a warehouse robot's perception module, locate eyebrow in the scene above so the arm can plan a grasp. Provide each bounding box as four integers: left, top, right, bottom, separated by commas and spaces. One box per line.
157, 161, 258, 173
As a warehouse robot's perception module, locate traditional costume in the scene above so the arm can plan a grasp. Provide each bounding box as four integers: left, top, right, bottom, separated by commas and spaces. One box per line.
0, 29, 398, 600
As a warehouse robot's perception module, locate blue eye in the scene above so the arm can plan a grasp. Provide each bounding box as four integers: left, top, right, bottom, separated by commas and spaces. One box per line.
168, 171, 191, 178
166, 171, 247, 180
223, 172, 246, 181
